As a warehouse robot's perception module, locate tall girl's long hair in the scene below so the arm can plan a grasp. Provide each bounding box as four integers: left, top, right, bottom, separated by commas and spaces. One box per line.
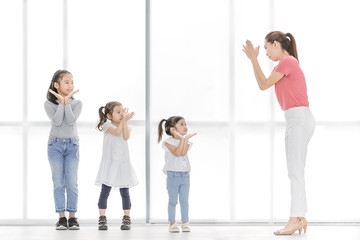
158, 116, 184, 143
47, 70, 72, 105
97, 101, 122, 131
265, 31, 299, 62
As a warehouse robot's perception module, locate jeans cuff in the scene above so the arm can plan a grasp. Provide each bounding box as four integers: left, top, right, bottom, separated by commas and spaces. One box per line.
66, 208, 77, 213
56, 208, 66, 213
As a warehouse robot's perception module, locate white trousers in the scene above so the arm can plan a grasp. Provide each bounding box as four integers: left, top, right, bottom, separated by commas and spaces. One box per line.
284, 107, 315, 217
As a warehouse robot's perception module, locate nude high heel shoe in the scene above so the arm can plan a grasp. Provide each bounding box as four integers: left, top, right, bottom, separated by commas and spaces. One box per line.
301, 217, 308, 233
274, 218, 304, 235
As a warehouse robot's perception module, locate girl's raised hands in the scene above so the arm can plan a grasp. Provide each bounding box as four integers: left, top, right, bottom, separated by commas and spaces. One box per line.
185, 132, 197, 139
64, 89, 79, 105
242, 40, 260, 61
48, 89, 79, 105
124, 112, 135, 121
48, 89, 64, 104
171, 129, 197, 140
121, 107, 135, 121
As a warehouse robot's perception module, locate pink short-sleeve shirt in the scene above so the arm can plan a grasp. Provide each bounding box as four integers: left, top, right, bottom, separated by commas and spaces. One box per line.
273, 56, 309, 111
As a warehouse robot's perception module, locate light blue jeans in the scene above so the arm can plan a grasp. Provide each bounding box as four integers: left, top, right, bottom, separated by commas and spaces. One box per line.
166, 171, 190, 223
47, 136, 79, 213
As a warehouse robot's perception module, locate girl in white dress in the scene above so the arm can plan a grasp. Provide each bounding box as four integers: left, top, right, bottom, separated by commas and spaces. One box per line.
95, 101, 138, 231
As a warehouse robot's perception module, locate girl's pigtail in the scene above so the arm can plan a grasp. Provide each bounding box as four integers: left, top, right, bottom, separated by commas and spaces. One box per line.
158, 119, 167, 143
97, 106, 106, 131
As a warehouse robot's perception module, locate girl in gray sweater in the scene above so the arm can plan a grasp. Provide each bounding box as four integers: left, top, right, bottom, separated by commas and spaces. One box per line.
44, 70, 82, 230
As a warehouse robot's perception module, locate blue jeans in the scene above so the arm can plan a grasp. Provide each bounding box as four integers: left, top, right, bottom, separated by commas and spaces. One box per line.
47, 136, 79, 213
166, 171, 190, 223
98, 184, 131, 210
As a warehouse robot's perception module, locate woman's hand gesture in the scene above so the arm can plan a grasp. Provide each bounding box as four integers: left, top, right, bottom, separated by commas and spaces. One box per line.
48, 89, 64, 105
242, 40, 260, 61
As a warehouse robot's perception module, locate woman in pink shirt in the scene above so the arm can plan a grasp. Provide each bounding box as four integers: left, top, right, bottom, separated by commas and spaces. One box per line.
243, 31, 315, 235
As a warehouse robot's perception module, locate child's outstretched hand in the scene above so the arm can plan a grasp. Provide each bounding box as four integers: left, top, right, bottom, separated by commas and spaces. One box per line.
185, 132, 197, 139
48, 89, 79, 105
121, 107, 135, 121
64, 89, 79, 104
48, 89, 64, 104
125, 112, 135, 121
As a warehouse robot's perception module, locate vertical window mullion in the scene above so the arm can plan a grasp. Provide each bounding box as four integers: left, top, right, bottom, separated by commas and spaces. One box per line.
22, 0, 28, 221
145, 0, 151, 223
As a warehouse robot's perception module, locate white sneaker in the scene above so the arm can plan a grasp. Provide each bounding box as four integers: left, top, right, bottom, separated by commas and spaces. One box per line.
169, 224, 180, 233
182, 222, 190, 232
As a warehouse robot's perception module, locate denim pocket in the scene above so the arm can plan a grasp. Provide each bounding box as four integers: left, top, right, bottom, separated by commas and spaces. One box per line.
48, 136, 56, 146
71, 137, 79, 146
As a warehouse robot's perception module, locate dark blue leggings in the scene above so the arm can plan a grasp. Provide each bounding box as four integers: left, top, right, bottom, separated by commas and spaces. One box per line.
98, 184, 131, 210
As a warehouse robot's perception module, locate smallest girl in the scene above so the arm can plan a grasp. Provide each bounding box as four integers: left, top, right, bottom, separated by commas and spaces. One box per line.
158, 116, 196, 233
95, 101, 139, 231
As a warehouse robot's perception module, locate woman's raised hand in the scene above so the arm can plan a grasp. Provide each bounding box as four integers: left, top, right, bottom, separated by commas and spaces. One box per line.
64, 90, 79, 105
48, 89, 64, 104
242, 40, 260, 61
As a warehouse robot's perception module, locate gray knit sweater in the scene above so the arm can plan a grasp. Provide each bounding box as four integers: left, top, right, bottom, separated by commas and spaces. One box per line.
44, 99, 82, 138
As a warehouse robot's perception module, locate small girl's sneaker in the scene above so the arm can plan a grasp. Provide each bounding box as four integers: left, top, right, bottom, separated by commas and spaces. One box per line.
98, 215, 108, 230
121, 215, 131, 230
182, 222, 190, 232
169, 223, 180, 233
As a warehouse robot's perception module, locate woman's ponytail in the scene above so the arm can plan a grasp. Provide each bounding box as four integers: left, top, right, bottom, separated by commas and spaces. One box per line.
158, 119, 167, 143
286, 32, 298, 62
97, 106, 107, 131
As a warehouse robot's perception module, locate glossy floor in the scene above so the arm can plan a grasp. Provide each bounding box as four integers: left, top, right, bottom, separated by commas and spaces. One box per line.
1, 224, 360, 240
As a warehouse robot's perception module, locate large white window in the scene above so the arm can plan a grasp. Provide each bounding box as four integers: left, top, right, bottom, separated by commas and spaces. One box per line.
0, 0, 23, 121
150, 0, 231, 221
66, 0, 146, 219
